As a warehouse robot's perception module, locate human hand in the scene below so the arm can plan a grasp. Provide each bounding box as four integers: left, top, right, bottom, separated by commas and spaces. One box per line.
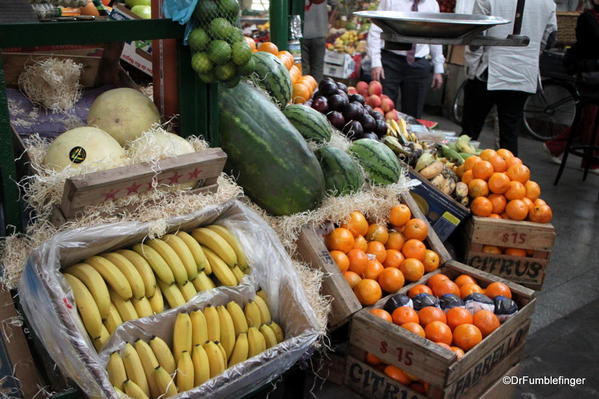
431, 73, 443, 89
372, 67, 385, 81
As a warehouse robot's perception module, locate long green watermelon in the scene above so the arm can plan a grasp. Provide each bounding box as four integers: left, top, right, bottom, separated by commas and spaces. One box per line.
316, 146, 364, 196
283, 104, 332, 143
349, 139, 402, 185
250, 52, 292, 108
219, 82, 325, 215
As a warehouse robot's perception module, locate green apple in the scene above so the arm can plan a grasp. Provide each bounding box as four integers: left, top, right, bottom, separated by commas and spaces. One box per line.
131, 5, 151, 19
125, 0, 151, 7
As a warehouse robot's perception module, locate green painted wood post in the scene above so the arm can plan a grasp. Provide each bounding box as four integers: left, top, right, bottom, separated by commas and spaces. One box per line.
270, 0, 289, 50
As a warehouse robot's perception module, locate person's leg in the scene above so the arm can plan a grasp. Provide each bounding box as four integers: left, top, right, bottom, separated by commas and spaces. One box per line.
301, 39, 312, 77
398, 58, 432, 118
381, 51, 402, 106
461, 78, 495, 140
310, 37, 326, 83
494, 90, 528, 156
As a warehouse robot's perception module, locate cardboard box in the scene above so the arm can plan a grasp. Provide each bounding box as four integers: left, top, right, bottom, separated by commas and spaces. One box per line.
110, 5, 152, 76
447, 45, 465, 66
325, 49, 348, 65
324, 50, 356, 79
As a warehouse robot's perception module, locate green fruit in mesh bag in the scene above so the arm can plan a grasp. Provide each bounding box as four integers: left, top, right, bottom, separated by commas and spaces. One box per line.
191, 52, 213, 74
189, 28, 210, 51
227, 28, 244, 44
215, 63, 237, 81
238, 56, 255, 75
198, 70, 216, 84
207, 40, 232, 65
231, 40, 252, 66
219, 0, 240, 20
194, 0, 219, 23
223, 74, 241, 88
209, 18, 234, 41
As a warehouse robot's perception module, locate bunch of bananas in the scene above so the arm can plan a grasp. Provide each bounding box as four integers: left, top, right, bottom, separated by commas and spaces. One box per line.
62, 225, 250, 351
107, 294, 284, 398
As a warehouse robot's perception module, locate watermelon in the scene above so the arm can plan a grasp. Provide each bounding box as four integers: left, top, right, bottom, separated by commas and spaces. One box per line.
219, 82, 325, 215
349, 139, 402, 185
250, 52, 292, 108
316, 146, 364, 196
283, 104, 332, 143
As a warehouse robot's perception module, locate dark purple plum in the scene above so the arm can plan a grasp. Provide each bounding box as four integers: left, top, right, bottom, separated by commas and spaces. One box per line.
311, 96, 329, 113
349, 94, 365, 104
363, 104, 373, 113
343, 102, 364, 121
327, 111, 345, 129
336, 81, 348, 93
361, 132, 380, 140
319, 80, 338, 96
328, 93, 348, 111
342, 120, 363, 139
375, 119, 388, 136
361, 113, 376, 132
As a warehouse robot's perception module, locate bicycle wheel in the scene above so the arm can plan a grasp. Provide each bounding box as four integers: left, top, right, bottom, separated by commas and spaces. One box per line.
452, 79, 467, 125
522, 80, 577, 141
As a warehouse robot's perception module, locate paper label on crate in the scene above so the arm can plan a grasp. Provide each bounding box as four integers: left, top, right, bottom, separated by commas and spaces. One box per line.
466, 255, 544, 286
442, 211, 460, 225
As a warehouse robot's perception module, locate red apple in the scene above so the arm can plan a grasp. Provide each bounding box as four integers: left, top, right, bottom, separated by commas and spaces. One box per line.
366, 95, 382, 107
381, 94, 390, 101
385, 110, 399, 120
356, 81, 369, 96
347, 86, 357, 95
368, 80, 383, 96
373, 107, 385, 115
381, 98, 395, 113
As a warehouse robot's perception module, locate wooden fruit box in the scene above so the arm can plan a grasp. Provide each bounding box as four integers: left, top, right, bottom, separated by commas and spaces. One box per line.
349, 260, 535, 397
461, 216, 556, 290
296, 192, 452, 330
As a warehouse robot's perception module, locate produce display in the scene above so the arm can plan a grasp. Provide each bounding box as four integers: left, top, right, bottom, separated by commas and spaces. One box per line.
106, 294, 284, 398
327, 29, 367, 55
62, 225, 249, 351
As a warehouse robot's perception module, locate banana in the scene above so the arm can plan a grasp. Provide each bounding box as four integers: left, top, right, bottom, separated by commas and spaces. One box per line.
216, 341, 228, 364
64, 263, 110, 319
231, 266, 245, 282
192, 228, 238, 267
132, 244, 175, 285
133, 339, 159, 399
202, 246, 238, 287
216, 305, 235, 358
94, 325, 110, 351
105, 304, 122, 334
191, 344, 210, 386
192, 271, 216, 292
102, 253, 145, 299
256, 290, 267, 303
203, 306, 220, 342
157, 281, 186, 308
148, 285, 165, 314
153, 366, 178, 397
228, 332, 249, 367
190, 310, 208, 347
113, 386, 126, 397
149, 336, 176, 375
117, 249, 157, 298
176, 351, 195, 392
176, 231, 210, 274
253, 295, 272, 324
122, 343, 150, 397
86, 255, 133, 300
178, 281, 197, 302
107, 352, 127, 391
132, 297, 154, 318
247, 327, 266, 358
147, 239, 188, 285
260, 324, 277, 349
173, 313, 192, 361
206, 225, 249, 270
123, 379, 149, 399
244, 301, 262, 329
268, 321, 285, 343
162, 234, 198, 281
63, 273, 103, 339
110, 290, 139, 322
226, 301, 248, 336
203, 341, 225, 378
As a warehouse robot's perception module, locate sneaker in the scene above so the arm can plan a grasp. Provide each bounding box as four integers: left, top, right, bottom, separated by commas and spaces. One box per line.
588, 168, 599, 175
542, 143, 563, 165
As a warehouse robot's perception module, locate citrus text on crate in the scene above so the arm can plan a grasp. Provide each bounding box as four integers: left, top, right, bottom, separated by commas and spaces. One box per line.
503, 375, 587, 387
468, 256, 543, 280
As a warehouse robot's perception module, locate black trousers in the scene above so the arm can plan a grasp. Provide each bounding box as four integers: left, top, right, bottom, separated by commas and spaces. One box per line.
381, 50, 432, 119
301, 37, 326, 83
461, 77, 529, 156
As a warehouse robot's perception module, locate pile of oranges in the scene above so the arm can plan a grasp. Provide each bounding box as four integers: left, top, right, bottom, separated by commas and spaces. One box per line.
456, 149, 552, 223
325, 204, 441, 306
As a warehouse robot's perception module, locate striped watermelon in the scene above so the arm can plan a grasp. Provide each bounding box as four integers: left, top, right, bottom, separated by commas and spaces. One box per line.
219, 82, 325, 215
349, 139, 402, 185
283, 104, 332, 143
316, 146, 364, 196
250, 52, 292, 108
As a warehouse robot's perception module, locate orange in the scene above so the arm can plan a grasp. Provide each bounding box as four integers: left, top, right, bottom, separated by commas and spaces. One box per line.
456, 164, 466, 179
468, 179, 489, 198
454, 275, 476, 287
507, 164, 530, 184
403, 219, 429, 241
401, 322, 425, 338
343, 271, 361, 288
277, 51, 294, 70
422, 250, 440, 272
446, 307, 474, 330
485, 282, 512, 299
462, 170, 474, 184
353, 279, 382, 305
452, 324, 482, 351
505, 181, 526, 200
472, 160, 494, 180
489, 213, 501, 219
425, 321, 452, 345
364, 259, 384, 280
408, 284, 433, 298
342, 211, 369, 237
488, 173, 510, 194
505, 157, 523, 169
409, 382, 428, 394
534, 198, 547, 207
524, 181, 541, 200
392, 306, 419, 325
370, 308, 393, 323
80, 2, 100, 16
244, 36, 257, 50
325, 228, 355, 252
497, 148, 514, 160
479, 149, 497, 162
488, 194, 507, 214
386, 231, 405, 250
378, 267, 405, 293
257, 41, 279, 55
450, 346, 466, 359
399, 258, 425, 282
482, 245, 502, 254
353, 235, 368, 251
464, 155, 481, 171
330, 250, 349, 272
292, 82, 311, 104
384, 365, 413, 384
366, 224, 389, 244
529, 204, 552, 223
436, 342, 452, 350
431, 279, 460, 297
383, 249, 405, 268
473, 310, 500, 337
347, 249, 369, 276
505, 248, 527, 257
427, 273, 450, 287
288, 65, 301, 83
365, 352, 382, 366
389, 204, 412, 227
506, 199, 528, 221
471, 197, 493, 217
367, 241, 388, 263
459, 283, 484, 299
402, 239, 426, 261
418, 306, 447, 326
301, 74, 318, 91
489, 155, 507, 173
522, 197, 534, 213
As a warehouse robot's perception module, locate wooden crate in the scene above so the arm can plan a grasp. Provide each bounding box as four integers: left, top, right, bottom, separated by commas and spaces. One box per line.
462, 216, 556, 290
349, 260, 535, 397
296, 192, 452, 330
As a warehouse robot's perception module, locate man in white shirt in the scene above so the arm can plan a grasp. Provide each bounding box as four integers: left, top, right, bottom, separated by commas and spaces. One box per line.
461, 0, 557, 155
367, 0, 445, 118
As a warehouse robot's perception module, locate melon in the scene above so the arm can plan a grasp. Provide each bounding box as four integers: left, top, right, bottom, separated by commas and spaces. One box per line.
128, 130, 195, 162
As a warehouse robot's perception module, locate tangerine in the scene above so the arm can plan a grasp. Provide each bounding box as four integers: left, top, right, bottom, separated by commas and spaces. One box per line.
472, 160, 494, 180
454, 275, 477, 287
450, 346, 466, 359
347, 249, 369, 276
354, 279, 382, 305
431, 279, 460, 297
244, 36, 257, 50
488, 173, 510, 194
390, 204, 412, 227
367, 241, 388, 263
468, 179, 489, 198
460, 283, 484, 299
522, 197, 534, 213
383, 249, 405, 268
506, 199, 528, 221
485, 282, 512, 298
330, 250, 349, 272
325, 228, 355, 252
378, 267, 405, 293
257, 41, 278, 55
471, 197, 493, 217
366, 224, 389, 244
489, 155, 507, 173
343, 271, 362, 288
410, 382, 428, 394
365, 352, 382, 366
425, 321, 453, 345
277, 51, 294, 69
392, 306, 419, 325
436, 342, 452, 350
473, 310, 500, 337
446, 307, 474, 330
399, 258, 425, 282
496, 149, 514, 160
488, 194, 507, 214
370, 308, 393, 323
505, 181, 526, 200
452, 323, 482, 351
505, 248, 526, 257
353, 235, 368, 251
423, 250, 440, 272
489, 213, 501, 219
462, 170, 474, 184
288, 65, 301, 83
418, 306, 447, 326
529, 204, 552, 223
403, 219, 429, 241
505, 157, 523, 169
408, 284, 433, 298
384, 365, 412, 384
292, 82, 311, 104
301, 74, 318, 91
427, 273, 450, 287
386, 231, 406, 250
342, 211, 369, 236
402, 239, 426, 260
464, 156, 481, 171
482, 245, 502, 254
364, 259, 385, 280
524, 181, 541, 200
507, 164, 530, 183
401, 322, 426, 337
479, 149, 497, 162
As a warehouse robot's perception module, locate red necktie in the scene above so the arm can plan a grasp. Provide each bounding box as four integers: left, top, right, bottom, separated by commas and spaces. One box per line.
407, 0, 419, 64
